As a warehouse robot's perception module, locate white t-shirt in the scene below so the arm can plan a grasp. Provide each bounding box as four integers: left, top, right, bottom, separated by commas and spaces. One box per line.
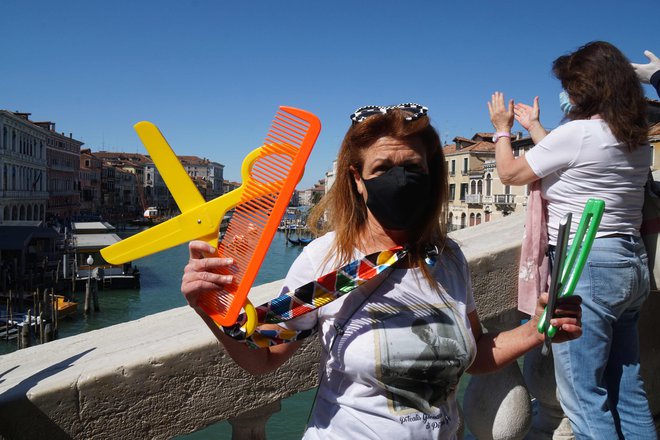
525, 119, 651, 244
279, 232, 477, 440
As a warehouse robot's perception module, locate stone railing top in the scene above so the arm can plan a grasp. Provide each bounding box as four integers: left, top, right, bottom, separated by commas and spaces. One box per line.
0, 214, 526, 439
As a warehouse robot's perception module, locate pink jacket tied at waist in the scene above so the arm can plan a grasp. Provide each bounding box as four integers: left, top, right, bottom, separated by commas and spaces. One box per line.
518, 180, 549, 316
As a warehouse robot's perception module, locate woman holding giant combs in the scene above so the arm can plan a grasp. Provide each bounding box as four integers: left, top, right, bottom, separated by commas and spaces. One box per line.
488, 41, 656, 439
182, 103, 582, 439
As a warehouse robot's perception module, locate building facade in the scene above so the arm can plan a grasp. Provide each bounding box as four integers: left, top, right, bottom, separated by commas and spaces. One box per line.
445, 132, 534, 231
0, 111, 48, 223
143, 162, 171, 212
35, 121, 83, 220
179, 156, 224, 200
79, 149, 103, 215
115, 167, 139, 218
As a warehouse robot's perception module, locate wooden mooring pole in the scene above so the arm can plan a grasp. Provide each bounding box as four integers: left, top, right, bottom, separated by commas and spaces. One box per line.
84, 276, 90, 315
92, 278, 100, 312
4, 298, 8, 342
52, 288, 58, 339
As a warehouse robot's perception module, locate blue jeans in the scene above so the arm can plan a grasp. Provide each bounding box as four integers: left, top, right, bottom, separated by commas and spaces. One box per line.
551, 235, 657, 439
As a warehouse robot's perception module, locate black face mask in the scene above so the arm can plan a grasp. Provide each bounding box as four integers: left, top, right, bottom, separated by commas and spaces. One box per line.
362, 166, 431, 230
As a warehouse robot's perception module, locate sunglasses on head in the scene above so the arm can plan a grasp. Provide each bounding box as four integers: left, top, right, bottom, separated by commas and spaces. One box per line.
350, 103, 428, 124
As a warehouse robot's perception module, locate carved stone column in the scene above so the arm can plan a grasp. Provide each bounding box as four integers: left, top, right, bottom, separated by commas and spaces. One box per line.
463, 362, 532, 440
463, 312, 533, 440
228, 400, 282, 440
523, 346, 574, 439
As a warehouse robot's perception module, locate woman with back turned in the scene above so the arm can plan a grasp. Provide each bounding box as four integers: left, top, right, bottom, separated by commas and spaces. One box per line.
489, 41, 656, 439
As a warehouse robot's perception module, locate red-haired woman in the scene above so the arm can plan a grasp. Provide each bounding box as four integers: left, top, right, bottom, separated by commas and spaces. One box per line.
183, 105, 582, 439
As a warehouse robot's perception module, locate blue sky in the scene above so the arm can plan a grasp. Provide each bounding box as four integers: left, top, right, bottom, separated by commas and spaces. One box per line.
3, 0, 659, 188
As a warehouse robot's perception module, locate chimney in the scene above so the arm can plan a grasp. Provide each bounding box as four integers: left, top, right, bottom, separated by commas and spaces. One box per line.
14, 112, 31, 120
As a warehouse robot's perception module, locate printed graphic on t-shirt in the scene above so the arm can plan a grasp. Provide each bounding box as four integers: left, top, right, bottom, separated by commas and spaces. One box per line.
370, 302, 471, 416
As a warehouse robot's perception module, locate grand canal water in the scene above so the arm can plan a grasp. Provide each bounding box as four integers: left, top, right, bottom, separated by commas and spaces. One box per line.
1, 229, 313, 439
58, 229, 307, 341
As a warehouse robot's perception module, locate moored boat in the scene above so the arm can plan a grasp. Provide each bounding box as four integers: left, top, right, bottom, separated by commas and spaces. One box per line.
72, 222, 140, 291
55, 295, 78, 318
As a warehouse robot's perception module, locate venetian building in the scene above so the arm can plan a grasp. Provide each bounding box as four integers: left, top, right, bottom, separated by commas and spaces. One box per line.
0, 111, 48, 224
35, 121, 83, 220
444, 132, 534, 231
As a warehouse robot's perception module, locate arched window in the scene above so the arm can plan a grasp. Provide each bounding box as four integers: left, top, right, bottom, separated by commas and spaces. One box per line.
460, 213, 467, 228
3, 206, 9, 220
11, 206, 17, 220
470, 180, 476, 194
469, 213, 475, 226
27, 205, 33, 221
476, 213, 482, 225
485, 211, 491, 222
19, 205, 25, 220
486, 173, 492, 196
477, 180, 483, 195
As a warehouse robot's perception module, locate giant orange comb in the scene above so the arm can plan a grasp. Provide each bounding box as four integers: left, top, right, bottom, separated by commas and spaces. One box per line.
101, 106, 321, 327
200, 108, 321, 326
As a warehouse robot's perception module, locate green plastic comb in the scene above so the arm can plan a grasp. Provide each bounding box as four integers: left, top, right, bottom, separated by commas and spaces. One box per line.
538, 198, 605, 354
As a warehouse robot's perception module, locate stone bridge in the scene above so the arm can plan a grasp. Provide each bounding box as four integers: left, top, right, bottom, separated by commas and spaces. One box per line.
0, 214, 657, 439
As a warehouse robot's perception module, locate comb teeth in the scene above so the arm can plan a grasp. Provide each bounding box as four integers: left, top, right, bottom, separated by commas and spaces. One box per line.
199, 107, 320, 326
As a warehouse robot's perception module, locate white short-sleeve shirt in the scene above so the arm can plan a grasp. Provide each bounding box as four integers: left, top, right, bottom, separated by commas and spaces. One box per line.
279, 232, 477, 440
525, 119, 651, 244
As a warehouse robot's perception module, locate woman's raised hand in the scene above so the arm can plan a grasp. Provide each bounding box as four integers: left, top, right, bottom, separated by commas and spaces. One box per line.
488, 91, 515, 133
514, 96, 541, 131
631, 50, 660, 84
181, 240, 234, 309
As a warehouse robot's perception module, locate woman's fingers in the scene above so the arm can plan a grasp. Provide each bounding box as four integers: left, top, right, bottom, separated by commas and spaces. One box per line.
552, 322, 583, 341
554, 295, 583, 318
182, 241, 235, 308
185, 255, 233, 273
489, 92, 514, 130
539, 294, 583, 342
182, 268, 233, 286
189, 240, 216, 259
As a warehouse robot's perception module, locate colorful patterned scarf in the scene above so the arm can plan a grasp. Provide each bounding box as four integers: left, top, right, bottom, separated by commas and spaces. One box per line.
223, 246, 413, 348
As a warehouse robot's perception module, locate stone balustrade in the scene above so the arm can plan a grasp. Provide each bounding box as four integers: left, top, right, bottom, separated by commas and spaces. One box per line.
0, 214, 657, 439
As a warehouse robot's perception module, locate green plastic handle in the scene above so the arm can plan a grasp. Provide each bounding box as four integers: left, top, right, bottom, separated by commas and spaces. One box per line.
540, 199, 605, 339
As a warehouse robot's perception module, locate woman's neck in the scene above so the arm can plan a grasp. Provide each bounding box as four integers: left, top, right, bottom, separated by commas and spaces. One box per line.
358, 214, 409, 254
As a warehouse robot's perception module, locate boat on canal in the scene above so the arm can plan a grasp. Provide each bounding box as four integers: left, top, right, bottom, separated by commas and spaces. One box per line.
71, 222, 140, 291
54, 295, 78, 318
